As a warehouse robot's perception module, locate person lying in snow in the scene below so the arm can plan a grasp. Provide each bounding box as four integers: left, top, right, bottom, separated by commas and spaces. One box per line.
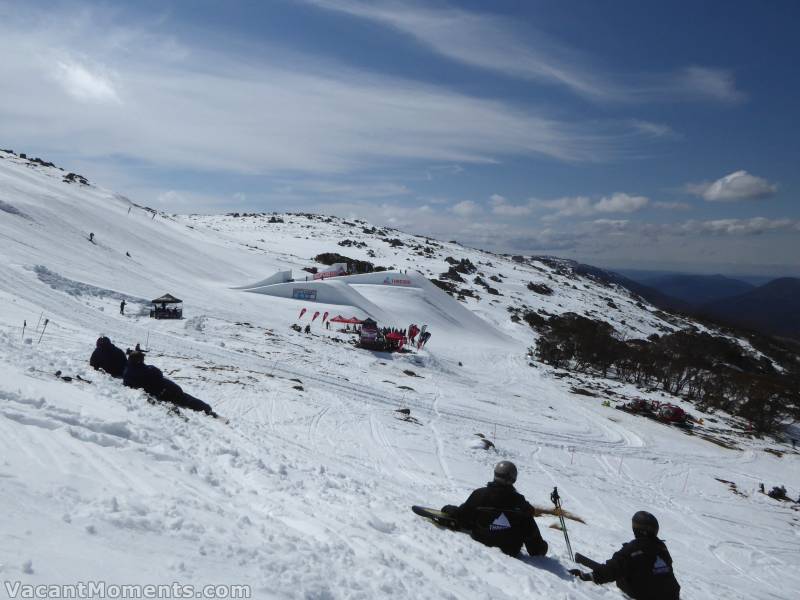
570, 511, 680, 600
441, 461, 548, 557
89, 336, 127, 378
123, 351, 218, 418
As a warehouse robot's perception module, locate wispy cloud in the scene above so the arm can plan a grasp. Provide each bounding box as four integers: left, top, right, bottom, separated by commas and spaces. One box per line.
678, 217, 799, 235
303, 1, 745, 104
687, 170, 778, 202
653, 201, 691, 210
275, 180, 411, 199
52, 59, 121, 104
674, 67, 746, 104
0, 4, 646, 180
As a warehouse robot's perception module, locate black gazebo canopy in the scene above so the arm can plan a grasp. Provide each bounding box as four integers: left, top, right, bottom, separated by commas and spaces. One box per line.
151, 294, 182, 304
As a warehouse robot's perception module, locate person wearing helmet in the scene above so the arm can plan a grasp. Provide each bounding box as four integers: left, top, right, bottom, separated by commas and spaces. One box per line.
89, 336, 127, 378
570, 511, 680, 599
441, 461, 548, 557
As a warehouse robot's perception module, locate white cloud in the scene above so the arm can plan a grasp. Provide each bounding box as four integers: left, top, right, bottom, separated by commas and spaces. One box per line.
537, 195, 594, 218
303, 1, 745, 104
451, 200, 482, 217
594, 192, 649, 213
688, 170, 777, 202
536, 192, 649, 219
489, 194, 533, 216
53, 59, 120, 104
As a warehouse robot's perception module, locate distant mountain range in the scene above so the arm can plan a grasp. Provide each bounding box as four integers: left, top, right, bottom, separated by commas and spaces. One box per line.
697, 278, 800, 339
564, 264, 800, 340
637, 273, 755, 306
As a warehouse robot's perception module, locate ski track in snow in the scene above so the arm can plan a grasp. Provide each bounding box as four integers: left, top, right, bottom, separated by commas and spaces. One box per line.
0, 152, 798, 599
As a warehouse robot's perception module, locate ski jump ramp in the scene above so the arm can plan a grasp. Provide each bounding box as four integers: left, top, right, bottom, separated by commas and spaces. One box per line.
239, 271, 509, 343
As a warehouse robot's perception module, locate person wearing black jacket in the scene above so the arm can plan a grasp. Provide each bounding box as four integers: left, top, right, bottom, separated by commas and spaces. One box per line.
441, 461, 548, 557
570, 511, 680, 600
89, 336, 127, 378
123, 351, 217, 417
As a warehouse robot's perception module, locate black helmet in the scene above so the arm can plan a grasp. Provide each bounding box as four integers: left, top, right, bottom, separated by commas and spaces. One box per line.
96, 336, 110, 347
128, 351, 145, 365
632, 511, 659, 538
493, 461, 517, 485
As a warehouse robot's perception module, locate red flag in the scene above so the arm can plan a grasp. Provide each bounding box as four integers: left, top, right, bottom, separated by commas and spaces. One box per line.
312, 311, 320, 322
298, 308, 307, 319
322, 311, 329, 322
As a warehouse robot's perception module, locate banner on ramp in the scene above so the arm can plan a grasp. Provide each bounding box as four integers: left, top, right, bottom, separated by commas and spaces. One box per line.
292, 289, 317, 300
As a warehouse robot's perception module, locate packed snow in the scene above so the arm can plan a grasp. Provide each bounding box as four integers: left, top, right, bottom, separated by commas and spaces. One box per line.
0, 150, 798, 599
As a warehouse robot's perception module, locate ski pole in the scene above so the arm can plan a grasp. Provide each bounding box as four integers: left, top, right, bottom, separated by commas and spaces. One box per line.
35, 311, 43, 332
37, 318, 49, 344
21, 320, 26, 341
551, 486, 574, 561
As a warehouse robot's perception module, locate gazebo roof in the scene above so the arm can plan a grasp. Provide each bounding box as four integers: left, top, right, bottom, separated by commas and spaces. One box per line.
151, 293, 182, 304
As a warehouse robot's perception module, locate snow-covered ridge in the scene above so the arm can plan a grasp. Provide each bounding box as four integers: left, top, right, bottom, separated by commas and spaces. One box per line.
1, 149, 798, 599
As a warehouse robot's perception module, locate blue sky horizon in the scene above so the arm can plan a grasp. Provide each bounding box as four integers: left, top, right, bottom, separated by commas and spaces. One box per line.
2, 0, 798, 277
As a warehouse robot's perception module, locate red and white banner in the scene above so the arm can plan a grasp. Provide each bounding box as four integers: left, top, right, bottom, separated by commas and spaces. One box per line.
312, 311, 320, 322
322, 311, 329, 322
298, 308, 307, 319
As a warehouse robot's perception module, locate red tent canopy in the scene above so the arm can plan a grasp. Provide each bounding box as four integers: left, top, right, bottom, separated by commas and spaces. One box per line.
330, 316, 365, 324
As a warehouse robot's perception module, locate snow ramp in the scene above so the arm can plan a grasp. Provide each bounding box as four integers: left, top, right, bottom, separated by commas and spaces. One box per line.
243, 270, 510, 344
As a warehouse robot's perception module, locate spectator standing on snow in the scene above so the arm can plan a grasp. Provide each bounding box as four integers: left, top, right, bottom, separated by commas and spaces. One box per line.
119, 299, 126, 314
441, 461, 548, 558
89, 336, 127, 378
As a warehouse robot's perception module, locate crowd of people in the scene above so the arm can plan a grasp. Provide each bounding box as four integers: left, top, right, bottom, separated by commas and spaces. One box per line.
376, 323, 432, 350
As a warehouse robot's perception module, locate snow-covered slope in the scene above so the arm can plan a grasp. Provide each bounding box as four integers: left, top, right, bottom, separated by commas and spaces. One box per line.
1, 150, 798, 599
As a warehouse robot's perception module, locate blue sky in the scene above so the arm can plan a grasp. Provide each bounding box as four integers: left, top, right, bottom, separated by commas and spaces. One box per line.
1, 0, 798, 276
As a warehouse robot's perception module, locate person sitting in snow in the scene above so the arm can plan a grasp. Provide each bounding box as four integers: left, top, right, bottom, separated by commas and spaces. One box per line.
89, 336, 127, 378
767, 485, 787, 500
123, 351, 218, 418
441, 461, 548, 557
570, 511, 680, 600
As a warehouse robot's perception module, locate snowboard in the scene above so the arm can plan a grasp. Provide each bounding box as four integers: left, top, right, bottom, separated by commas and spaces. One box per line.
575, 552, 602, 571
411, 505, 460, 529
